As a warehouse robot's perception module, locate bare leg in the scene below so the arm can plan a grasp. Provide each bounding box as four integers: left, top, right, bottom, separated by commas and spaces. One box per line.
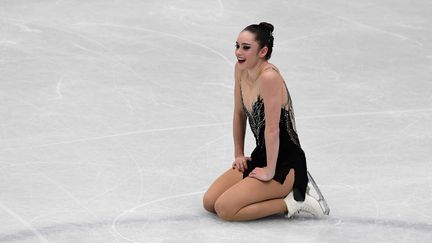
214, 169, 295, 221
232, 198, 287, 221
203, 168, 243, 213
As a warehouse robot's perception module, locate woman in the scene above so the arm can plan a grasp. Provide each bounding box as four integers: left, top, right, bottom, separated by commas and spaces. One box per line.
203, 22, 325, 221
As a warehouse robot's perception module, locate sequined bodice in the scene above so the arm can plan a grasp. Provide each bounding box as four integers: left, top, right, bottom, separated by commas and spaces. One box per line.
238, 67, 309, 201
240, 83, 301, 149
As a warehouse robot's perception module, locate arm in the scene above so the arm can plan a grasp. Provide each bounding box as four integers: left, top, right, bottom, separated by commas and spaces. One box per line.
233, 63, 247, 159
261, 71, 282, 172
249, 70, 282, 181
232, 64, 253, 172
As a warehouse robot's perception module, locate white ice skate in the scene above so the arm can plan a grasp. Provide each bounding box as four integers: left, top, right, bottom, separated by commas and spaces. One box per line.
284, 171, 330, 218
284, 190, 324, 218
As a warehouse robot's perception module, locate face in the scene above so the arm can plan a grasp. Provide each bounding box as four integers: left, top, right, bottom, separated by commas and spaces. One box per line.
235, 31, 267, 70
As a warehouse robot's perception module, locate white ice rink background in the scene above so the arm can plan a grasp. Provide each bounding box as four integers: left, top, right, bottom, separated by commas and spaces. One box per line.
0, 0, 431, 242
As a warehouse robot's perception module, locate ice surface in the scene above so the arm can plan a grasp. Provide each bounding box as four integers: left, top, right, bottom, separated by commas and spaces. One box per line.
0, 0, 431, 242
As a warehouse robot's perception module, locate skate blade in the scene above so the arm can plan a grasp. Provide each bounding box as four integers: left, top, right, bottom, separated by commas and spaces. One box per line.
307, 171, 331, 216
318, 198, 330, 215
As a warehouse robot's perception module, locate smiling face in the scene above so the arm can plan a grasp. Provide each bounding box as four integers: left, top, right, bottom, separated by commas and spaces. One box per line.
235, 31, 267, 70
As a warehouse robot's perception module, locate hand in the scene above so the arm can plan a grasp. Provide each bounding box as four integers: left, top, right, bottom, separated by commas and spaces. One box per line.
248, 166, 275, 182
232, 156, 251, 173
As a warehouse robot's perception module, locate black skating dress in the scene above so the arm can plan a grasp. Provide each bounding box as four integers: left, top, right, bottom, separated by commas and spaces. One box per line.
240, 67, 308, 202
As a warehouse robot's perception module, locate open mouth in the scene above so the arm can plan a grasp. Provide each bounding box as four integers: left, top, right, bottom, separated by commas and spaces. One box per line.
237, 58, 246, 64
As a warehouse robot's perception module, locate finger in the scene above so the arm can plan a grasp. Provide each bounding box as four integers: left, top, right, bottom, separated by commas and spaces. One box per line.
252, 170, 260, 178
237, 164, 242, 172
239, 162, 245, 173
243, 161, 248, 170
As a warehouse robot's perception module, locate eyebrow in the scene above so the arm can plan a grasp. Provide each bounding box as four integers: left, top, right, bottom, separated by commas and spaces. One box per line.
236, 42, 252, 46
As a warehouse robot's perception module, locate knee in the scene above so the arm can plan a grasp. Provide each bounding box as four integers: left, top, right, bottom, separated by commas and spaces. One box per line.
203, 191, 217, 213
214, 198, 236, 221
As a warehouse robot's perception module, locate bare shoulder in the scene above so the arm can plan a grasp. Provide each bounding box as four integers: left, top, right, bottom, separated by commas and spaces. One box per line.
259, 64, 282, 89
260, 69, 279, 82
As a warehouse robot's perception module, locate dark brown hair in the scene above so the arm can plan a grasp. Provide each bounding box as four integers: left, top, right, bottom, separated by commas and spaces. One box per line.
243, 22, 274, 60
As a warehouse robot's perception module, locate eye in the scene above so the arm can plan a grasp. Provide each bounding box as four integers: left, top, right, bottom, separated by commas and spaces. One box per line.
235, 43, 240, 49
242, 46, 251, 50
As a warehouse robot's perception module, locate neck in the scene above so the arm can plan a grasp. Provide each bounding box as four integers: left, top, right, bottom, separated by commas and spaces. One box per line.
246, 59, 267, 83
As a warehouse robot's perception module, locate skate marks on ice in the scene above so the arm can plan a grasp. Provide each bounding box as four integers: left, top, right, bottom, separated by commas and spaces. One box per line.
1, 208, 431, 241
0, 190, 205, 242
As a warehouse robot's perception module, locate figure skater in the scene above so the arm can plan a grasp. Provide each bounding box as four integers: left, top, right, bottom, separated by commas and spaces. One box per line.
203, 22, 326, 221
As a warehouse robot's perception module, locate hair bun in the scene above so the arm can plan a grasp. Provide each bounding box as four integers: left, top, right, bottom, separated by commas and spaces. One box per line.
258, 22, 274, 33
